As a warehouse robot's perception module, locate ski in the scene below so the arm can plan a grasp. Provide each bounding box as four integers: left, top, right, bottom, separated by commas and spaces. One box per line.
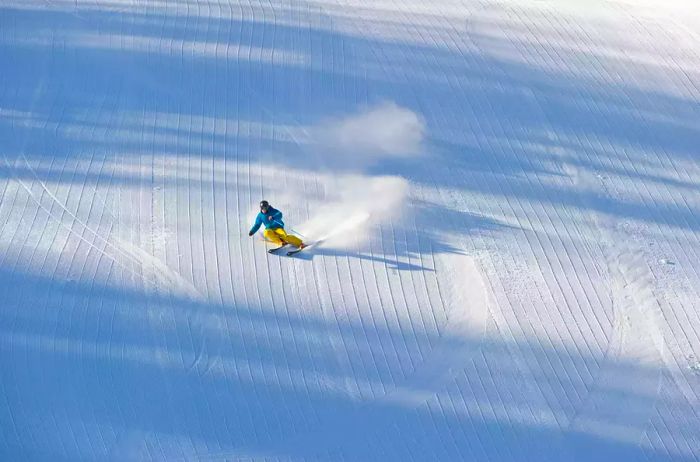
268, 245, 287, 254
286, 239, 323, 256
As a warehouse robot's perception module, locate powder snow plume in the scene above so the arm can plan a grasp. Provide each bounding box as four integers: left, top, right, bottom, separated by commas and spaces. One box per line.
307, 101, 425, 169
299, 175, 409, 248
288, 102, 422, 248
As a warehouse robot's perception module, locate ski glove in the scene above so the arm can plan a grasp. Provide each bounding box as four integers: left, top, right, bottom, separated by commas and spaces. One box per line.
248, 231, 254, 236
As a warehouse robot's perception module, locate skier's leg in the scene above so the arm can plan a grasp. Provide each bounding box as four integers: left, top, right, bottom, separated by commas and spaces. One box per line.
264, 228, 284, 245
276, 229, 303, 248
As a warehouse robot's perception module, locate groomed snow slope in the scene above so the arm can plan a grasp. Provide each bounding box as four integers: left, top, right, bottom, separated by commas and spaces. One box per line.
1, 0, 699, 460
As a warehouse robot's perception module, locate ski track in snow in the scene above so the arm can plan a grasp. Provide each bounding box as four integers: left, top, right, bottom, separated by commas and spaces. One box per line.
0, 0, 699, 461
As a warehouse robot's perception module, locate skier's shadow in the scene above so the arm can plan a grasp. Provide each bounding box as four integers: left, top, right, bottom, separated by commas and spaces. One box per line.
296, 246, 446, 272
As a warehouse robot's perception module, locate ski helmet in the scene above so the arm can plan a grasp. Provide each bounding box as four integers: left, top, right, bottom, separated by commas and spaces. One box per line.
260, 200, 269, 210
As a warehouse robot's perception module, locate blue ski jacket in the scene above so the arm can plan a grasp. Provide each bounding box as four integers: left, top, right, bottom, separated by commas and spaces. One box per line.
249, 206, 284, 234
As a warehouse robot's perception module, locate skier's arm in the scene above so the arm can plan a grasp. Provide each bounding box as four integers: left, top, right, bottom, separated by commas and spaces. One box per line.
249, 216, 262, 235
269, 209, 282, 222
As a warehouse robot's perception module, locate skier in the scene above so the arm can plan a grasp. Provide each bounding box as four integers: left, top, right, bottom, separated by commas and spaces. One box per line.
248, 200, 306, 251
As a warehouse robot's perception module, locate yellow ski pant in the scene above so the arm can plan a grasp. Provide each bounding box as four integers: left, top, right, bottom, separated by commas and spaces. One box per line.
264, 228, 303, 247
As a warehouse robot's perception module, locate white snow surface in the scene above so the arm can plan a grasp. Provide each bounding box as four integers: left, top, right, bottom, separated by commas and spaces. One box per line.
1, 0, 699, 461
